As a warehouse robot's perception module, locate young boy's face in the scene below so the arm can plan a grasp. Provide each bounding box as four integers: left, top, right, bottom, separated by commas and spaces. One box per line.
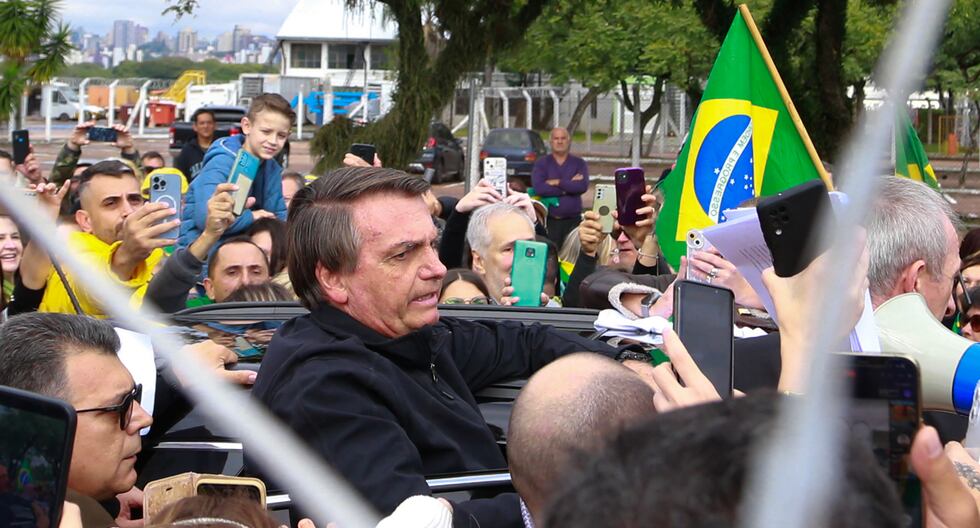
241, 110, 291, 161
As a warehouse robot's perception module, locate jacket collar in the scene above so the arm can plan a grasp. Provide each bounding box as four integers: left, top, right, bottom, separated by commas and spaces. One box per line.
309, 303, 450, 369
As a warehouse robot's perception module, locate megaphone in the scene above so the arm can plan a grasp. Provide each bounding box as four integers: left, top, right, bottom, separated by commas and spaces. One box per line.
874, 293, 980, 414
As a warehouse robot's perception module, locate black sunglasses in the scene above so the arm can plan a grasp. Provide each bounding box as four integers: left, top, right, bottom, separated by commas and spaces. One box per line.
76, 384, 142, 430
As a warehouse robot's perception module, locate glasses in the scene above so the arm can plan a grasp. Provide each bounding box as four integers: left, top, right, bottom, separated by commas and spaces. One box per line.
76, 384, 142, 430
964, 314, 980, 335
441, 296, 490, 305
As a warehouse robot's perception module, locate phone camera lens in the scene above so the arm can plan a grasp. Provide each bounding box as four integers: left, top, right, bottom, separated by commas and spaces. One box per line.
526, 248, 535, 258
152, 184, 160, 190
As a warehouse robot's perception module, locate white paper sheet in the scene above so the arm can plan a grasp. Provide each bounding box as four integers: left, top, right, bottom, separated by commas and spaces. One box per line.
114, 328, 156, 435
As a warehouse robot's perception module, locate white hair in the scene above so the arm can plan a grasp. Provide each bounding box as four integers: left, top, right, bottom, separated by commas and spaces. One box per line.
466, 202, 534, 257
867, 176, 959, 299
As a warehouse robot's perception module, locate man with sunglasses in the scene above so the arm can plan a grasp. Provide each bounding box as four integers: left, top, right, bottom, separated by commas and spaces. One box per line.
0, 313, 153, 527
21, 159, 180, 316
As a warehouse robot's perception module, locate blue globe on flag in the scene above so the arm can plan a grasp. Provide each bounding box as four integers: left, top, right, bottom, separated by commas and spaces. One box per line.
692, 114, 756, 223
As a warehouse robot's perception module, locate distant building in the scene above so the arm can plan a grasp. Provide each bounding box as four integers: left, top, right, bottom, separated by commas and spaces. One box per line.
177, 28, 197, 56
276, 0, 396, 88
217, 31, 234, 53
233, 25, 252, 53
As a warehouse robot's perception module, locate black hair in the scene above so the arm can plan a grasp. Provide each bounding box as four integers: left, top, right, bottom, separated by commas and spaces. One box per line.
0, 150, 11, 162
75, 159, 138, 200
141, 151, 165, 164
440, 268, 491, 299
208, 235, 269, 280
246, 218, 288, 275
543, 392, 903, 528
0, 313, 120, 399
191, 108, 216, 124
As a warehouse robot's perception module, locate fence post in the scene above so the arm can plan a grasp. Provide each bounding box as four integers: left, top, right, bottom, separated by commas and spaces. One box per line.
78, 78, 91, 125
631, 83, 641, 167
44, 85, 52, 142
549, 90, 560, 129
522, 90, 532, 130
297, 89, 304, 140
466, 76, 480, 191
108, 80, 119, 126
499, 89, 509, 128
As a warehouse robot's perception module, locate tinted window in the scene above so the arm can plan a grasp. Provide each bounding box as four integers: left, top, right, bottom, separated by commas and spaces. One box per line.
486, 130, 532, 149
531, 133, 547, 152
328, 44, 366, 69
290, 43, 322, 69
212, 110, 246, 123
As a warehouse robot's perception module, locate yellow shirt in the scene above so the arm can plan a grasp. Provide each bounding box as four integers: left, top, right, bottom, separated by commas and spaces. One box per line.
39, 231, 164, 317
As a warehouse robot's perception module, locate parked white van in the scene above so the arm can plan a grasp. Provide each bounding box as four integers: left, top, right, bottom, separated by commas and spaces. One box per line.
41, 83, 106, 121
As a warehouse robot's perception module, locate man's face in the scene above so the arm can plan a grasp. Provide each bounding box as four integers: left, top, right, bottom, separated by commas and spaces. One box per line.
192, 113, 215, 142
76, 175, 144, 245
918, 218, 961, 320
142, 157, 164, 172
331, 193, 447, 338
204, 242, 271, 302
472, 212, 536, 302
65, 350, 152, 500
241, 111, 290, 161
0, 217, 23, 275
550, 128, 570, 156
282, 178, 302, 209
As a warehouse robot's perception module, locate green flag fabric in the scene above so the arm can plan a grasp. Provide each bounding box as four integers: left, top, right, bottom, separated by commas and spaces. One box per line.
895, 113, 939, 190
655, 7, 825, 269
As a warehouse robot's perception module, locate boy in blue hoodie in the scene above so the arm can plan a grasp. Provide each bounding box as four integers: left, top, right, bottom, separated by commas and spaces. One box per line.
178, 93, 293, 249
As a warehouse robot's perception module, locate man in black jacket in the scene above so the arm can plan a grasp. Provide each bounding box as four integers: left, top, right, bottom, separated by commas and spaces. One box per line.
251, 167, 653, 527
173, 109, 215, 181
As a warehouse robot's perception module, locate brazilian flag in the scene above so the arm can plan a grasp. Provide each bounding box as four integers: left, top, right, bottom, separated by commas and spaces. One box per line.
656, 5, 830, 269
896, 113, 939, 189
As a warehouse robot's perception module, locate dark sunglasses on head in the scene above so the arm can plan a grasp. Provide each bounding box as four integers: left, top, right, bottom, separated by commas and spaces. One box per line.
76, 384, 142, 430
441, 296, 490, 305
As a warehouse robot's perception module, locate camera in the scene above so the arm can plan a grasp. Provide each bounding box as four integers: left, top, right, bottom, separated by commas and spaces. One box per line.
525, 247, 535, 258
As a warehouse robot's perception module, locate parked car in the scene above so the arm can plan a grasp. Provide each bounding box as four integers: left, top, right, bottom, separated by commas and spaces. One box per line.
408, 122, 465, 184
169, 105, 290, 167
478, 128, 549, 191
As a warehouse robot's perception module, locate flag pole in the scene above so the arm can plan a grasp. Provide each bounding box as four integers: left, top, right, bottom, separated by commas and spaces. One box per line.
738, 4, 834, 190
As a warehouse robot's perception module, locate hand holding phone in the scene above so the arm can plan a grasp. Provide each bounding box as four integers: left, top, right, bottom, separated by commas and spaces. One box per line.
510, 240, 548, 307
614, 167, 646, 226
484, 157, 508, 198
148, 171, 183, 240
227, 149, 260, 215
350, 143, 377, 165
756, 179, 832, 277
592, 184, 616, 233
87, 126, 118, 143
672, 280, 735, 397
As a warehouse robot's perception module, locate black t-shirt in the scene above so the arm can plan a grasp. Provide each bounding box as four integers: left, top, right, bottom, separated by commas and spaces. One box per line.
173, 141, 208, 181
7, 271, 44, 317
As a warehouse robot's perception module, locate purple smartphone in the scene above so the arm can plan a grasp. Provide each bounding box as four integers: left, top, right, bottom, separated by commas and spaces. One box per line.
615, 167, 646, 226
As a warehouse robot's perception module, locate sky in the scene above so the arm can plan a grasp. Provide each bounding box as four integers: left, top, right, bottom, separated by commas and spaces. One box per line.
59, 0, 302, 38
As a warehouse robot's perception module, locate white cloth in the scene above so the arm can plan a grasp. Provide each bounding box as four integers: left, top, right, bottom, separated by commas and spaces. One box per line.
114, 328, 156, 436
376, 495, 453, 528
594, 309, 670, 345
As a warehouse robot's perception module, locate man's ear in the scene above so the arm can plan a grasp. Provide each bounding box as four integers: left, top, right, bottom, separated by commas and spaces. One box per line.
240, 116, 251, 135
470, 250, 485, 275
75, 209, 93, 234
203, 277, 215, 300
316, 262, 349, 305
904, 259, 929, 295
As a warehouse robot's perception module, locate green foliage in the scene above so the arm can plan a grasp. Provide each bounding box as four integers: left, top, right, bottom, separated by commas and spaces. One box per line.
0, 0, 72, 122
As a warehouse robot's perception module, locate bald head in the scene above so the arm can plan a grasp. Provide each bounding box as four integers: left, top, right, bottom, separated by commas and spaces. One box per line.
508, 353, 654, 518
549, 127, 570, 156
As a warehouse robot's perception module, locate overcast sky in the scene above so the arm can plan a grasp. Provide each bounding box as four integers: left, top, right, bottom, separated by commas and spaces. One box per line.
60, 0, 301, 38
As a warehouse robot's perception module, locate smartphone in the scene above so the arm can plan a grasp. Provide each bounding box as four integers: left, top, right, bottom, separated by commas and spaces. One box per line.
484, 157, 508, 198
0, 385, 76, 528
148, 171, 182, 240
511, 240, 548, 307
227, 149, 260, 215
87, 126, 118, 143
614, 167, 646, 226
756, 179, 832, 278
685, 229, 715, 283
672, 280, 735, 396
840, 354, 922, 517
144, 473, 266, 523
593, 184, 616, 233
350, 143, 376, 165
12, 129, 29, 165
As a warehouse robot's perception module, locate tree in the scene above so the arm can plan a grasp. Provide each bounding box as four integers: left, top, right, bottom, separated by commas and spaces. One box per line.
166, 0, 551, 172
0, 0, 72, 127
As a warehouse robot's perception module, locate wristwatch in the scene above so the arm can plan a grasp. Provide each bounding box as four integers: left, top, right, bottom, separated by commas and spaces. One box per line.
639, 291, 662, 318
615, 349, 652, 363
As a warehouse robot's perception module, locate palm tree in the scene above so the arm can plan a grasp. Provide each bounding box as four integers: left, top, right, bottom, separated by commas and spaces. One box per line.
0, 0, 73, 128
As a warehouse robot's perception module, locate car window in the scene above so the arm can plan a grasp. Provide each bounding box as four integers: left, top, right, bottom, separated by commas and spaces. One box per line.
531, 133, 547, 152
212, 110, 247, 123
486, 130, 532, 149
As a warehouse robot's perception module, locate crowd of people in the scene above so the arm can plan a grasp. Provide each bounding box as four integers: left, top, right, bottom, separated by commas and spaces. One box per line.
2, 91, 980, 528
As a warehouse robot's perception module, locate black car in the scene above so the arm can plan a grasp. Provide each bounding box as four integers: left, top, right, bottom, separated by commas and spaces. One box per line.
408, 122, 465, 184
479, 128, 549, 191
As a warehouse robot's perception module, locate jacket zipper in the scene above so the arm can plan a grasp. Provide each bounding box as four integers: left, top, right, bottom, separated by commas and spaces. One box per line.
430, 361, 455, 400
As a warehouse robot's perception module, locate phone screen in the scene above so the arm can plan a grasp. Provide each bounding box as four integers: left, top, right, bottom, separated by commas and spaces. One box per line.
0, 386, 75, 528
673, 280, 734, 396
844, 355, 922, 517
87, 127, 118, 143
196, 483, 262, 503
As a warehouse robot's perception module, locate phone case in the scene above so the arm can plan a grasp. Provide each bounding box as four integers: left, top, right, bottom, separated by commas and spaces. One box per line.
685, 229, 714, 282
756, 179, 831, 277
484, 157, 508, 197
12, 129, 29, 165
351, 143, 376, 165
196, 475, 267, 506
673, 279, 734, 396
87, 127, 118, 142
614, 167, 646, 226
228, 149, 260, 215
144, 473, 267, 523
149, 172, 182, 240
511, 240, 548, 307
593, 184, 616, 233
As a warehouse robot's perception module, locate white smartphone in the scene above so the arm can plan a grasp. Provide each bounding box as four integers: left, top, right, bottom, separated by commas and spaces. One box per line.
685, 229, 715, 282
484, 157, 508, 197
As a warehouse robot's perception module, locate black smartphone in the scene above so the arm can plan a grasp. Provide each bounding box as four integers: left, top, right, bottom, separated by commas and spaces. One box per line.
350, 143, 376, 165
756, 179, 832, 278
0, 385, 77, 528
87, 126, 118, 143
840, 354, 922, 519
672, 279, 735, 396
614, 167, 646, 226
12, 129, 29, 165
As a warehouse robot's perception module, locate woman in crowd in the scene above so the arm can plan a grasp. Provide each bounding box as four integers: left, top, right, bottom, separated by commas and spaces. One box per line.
439, 268, 491, 305
0, 215, 22, 310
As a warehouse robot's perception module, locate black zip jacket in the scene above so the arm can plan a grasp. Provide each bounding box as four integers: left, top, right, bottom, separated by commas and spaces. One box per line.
251, 304, 621, 527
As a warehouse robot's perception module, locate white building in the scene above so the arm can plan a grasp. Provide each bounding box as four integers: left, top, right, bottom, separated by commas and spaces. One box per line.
275, 0, 396, 89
